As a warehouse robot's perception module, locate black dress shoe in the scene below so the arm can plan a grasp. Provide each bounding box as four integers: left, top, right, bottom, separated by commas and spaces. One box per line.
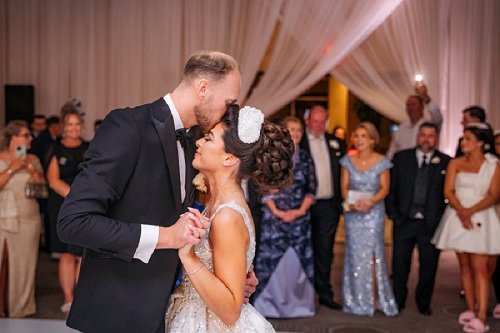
418, 307, 432, 316
319, 298, 342, 310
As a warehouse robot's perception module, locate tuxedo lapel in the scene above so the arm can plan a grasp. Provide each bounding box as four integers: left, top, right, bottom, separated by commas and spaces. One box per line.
152, 112, 182, 211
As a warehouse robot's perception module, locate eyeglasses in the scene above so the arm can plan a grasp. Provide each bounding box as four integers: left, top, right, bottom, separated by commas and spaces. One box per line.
16, 133, 32, 139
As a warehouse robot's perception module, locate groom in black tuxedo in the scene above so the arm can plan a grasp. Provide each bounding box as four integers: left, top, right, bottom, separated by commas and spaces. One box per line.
57, 51, 243, 333
386, 122, 451, 315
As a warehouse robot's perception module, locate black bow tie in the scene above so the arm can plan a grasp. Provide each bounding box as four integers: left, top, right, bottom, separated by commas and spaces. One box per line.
175, 128, 191, 148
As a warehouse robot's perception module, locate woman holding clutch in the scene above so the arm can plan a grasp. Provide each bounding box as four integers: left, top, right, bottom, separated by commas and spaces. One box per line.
339, 121, 398, 317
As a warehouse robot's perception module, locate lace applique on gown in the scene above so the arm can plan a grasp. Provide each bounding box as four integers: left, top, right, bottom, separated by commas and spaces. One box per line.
165, 201, 276, 332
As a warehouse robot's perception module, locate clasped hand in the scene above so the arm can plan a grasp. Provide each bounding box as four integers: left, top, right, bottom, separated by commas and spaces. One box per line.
354, 199, 373, 212
457, 207, 475, 230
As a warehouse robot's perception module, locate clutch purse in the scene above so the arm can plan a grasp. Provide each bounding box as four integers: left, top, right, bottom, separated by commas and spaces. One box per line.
25, 182, 49, 199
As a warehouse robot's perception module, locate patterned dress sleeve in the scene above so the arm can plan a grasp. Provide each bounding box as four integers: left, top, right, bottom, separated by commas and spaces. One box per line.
377, 157, 393, 174
339, 154, 351, 169
302, 149, 316, 197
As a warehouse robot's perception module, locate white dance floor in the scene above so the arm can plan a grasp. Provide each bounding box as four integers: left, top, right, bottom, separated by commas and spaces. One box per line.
0, 318, 77, 333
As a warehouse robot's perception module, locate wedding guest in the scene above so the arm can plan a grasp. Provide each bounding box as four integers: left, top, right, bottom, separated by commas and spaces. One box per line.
300, 105, 345, 309
340, 121, 398, 317
455, 106, 495, 157
165, 105, 293, 331
333, 125, 346, 141
492, 130, 500, 319
386, 122, 451, 315
432, 123, 500, 332
30, 114, 46, 139
30, 116, 61, 166
386, 83, 442, 160
253, 116, 316, 318
57, 51, 258, 333
0, 120, 45, 317
46, 101, 89, 314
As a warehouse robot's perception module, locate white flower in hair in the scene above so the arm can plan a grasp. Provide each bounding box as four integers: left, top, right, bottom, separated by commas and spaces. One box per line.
238, 106, 264, 144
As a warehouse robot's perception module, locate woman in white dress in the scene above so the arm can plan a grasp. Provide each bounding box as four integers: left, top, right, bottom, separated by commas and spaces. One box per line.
432, 123, 500, 333
165, 105, 294, 332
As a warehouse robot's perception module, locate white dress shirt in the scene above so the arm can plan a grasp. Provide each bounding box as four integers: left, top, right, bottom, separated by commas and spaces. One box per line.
386, 100, 442, 160
134, 94, 186, 263
307, 131, 333, 199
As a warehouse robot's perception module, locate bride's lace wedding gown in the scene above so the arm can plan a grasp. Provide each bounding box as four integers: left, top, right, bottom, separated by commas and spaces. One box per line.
165, 201, 276, 332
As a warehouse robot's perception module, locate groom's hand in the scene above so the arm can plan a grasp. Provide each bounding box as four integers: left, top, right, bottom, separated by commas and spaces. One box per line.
156, 208, 209, 249
244, 264, 258, 303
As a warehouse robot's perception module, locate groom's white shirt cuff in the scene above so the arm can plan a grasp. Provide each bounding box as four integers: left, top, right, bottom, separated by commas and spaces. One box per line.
134, 225, 159, 263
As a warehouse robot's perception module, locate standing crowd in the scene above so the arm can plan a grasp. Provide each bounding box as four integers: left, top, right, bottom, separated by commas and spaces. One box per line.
0, 50, 499, 333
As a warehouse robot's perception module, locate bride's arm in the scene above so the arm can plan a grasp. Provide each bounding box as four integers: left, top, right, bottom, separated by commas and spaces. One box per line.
179, 207, 249, 326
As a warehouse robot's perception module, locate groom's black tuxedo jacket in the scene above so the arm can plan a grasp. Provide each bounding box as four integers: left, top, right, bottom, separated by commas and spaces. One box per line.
58, 98, 199, 333
385, 148, 451, 234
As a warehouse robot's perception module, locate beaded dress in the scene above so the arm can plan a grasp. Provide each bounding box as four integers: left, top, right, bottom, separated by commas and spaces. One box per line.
339, 155, 398, 317
165, 201, 276, 332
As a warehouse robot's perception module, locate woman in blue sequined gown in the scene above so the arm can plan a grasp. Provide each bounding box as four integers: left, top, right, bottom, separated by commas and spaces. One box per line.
253, 116, 316, 318
165, 106, 294, 332
339, 122, 398, 317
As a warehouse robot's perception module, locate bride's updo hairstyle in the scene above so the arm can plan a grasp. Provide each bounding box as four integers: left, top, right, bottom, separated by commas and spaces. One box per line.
221, 104, 294, 194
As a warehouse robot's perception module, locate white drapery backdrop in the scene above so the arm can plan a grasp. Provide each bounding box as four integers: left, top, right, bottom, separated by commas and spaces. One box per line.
1, 0, 499, 150
332, 0, 500, 156
0, 0, 284, 137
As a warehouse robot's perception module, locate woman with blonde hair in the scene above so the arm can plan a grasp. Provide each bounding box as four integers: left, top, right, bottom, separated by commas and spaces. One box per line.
0, 120, 45, 317
46, 100, 89, 314
339, 121, 398, 317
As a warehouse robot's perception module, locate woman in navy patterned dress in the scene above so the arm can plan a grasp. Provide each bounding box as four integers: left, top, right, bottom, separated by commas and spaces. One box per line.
253, 116, 316, 318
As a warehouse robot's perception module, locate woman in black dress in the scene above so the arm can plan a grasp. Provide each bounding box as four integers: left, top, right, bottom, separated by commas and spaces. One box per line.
46, 101, 89, 314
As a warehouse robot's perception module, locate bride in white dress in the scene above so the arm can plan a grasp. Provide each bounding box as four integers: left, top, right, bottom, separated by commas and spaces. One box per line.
165, 105, 294, 332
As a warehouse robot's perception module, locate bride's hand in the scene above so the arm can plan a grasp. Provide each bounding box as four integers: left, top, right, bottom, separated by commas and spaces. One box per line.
178, 242, 196, 262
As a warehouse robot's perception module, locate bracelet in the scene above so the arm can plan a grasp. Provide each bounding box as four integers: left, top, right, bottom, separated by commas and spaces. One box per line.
185, 263, 204, 276
6, 168, 13, 175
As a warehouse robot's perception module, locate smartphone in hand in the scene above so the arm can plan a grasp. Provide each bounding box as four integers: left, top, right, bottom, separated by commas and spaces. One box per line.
15, 145, 27, 160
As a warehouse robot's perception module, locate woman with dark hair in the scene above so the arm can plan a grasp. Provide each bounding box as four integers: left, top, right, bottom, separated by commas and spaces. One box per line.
432, 123, 500, 333
0, 120, 45, 317
46, 100, 89, 314
166, 105, 294, 332
253, 116, 316, 318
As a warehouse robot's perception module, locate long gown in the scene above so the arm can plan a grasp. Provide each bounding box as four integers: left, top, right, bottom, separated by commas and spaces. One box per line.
432, 153, 500, 254
0, 158, 42, 317
165, 201, 276, 332
339, 155, 398, 317
253, 148, 316, 318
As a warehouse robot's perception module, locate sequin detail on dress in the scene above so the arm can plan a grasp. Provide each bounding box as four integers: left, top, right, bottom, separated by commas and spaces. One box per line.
165, 201, 276, 332
339, 156, 399, 317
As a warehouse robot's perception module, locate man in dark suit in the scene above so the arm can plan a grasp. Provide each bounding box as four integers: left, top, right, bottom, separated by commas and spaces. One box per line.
57, 51, 244, 333
386, 122, 451, 315
299, 105, 345, 310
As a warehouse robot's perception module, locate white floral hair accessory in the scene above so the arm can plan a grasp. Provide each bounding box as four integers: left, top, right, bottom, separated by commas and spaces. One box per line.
238, 106, 264, 144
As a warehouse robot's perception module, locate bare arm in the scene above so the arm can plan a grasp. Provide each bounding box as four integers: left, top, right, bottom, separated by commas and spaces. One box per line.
46, 156, 71, 198
178, 208, 249, 326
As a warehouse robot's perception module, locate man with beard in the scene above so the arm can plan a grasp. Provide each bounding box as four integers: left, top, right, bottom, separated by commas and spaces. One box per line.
57, 51, 256, 333
386, 122, 451, 315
